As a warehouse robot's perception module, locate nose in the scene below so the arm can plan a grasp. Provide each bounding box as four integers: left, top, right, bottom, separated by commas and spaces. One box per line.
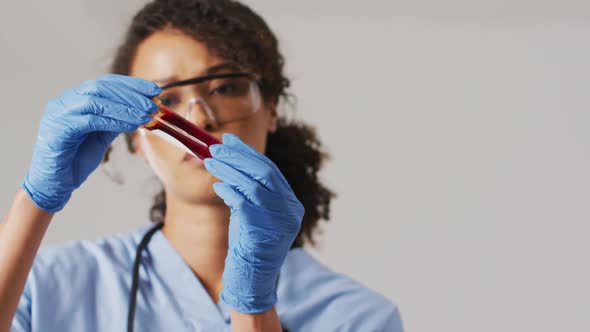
185, 98, 217, 131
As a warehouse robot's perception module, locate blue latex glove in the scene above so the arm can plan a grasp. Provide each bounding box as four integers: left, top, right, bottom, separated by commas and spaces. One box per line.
204, 133, 304, 313
22, 74, 161, 212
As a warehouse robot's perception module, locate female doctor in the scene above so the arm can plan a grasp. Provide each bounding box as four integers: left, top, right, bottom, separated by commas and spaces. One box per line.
0, 0, 403, 331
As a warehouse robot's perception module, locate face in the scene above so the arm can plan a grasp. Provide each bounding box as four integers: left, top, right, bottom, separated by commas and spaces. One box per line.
130, 29, 277, 205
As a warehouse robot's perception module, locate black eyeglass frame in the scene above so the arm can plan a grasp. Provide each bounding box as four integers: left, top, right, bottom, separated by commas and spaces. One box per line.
160, 72, 261, 91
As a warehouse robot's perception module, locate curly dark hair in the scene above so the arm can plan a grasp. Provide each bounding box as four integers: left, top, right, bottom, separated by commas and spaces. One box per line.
103, 0, 334, 247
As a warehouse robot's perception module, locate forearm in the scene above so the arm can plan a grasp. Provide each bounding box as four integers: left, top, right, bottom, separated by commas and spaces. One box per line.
0, 189, 52, 332
230, 306, 282, 332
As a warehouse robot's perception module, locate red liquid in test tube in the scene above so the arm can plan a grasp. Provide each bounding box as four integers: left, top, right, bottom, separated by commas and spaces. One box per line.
142, 98, 221, 159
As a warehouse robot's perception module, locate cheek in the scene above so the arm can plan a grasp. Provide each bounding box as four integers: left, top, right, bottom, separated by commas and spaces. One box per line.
220, 113, 270, 154
137, 130, 185, 180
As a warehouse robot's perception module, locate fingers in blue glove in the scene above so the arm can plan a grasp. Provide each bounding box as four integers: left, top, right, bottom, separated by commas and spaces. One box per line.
211, 181, 298, 233
208, 133, 291, 192
206, 158, 283, 208
204, 135, 304, 222
76, 74, 162, 97
212, 181, 246, 209
46, 95, 154, 133
73, 74, 161, 114
23, 75, 162, 213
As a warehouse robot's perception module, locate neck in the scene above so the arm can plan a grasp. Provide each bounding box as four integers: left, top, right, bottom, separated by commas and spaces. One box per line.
161, 194, 230, 303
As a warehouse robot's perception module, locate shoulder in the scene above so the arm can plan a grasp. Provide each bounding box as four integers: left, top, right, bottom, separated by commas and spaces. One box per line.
278, 248, 403, 331
12, 227, 153, 330
34, 229, 140, 272
27, 226, 151, 292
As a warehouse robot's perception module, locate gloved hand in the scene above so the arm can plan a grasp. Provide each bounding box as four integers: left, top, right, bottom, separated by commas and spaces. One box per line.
204, 133, 304, 314
22, 74, 161, 212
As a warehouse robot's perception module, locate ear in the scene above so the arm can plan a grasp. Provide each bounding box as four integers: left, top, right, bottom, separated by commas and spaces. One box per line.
267, 104, 278, 133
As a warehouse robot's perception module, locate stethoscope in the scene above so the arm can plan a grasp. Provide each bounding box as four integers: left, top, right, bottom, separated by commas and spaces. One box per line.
127, 222, 290, 332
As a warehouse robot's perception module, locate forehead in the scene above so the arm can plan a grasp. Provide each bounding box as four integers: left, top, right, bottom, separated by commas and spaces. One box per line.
130, 29, 226, 83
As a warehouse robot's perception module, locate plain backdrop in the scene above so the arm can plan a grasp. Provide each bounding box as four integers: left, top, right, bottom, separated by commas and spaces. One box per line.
1, 1, 589, 331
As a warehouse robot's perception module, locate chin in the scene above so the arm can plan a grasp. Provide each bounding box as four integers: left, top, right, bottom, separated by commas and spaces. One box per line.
169, 169, 223, 205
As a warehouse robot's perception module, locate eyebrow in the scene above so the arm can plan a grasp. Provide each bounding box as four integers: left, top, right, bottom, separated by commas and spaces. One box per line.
206, 62, 242, 75
152, 62, 242, 86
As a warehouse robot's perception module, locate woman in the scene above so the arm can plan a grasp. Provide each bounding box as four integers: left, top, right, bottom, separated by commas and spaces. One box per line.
0, 0, 402, 331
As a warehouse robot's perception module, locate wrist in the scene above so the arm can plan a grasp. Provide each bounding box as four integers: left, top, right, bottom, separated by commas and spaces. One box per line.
220, 287, 277, 314
229, 306, 282, 332
21, 177, 70, 213
14, 188, 54, 217
221, 249, 280, 314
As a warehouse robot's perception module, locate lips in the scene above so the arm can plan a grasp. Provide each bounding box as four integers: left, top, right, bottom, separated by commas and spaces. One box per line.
182, 152, 204, 167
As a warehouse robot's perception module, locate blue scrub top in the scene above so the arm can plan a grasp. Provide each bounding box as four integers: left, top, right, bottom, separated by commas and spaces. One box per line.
11, 225, 403, 331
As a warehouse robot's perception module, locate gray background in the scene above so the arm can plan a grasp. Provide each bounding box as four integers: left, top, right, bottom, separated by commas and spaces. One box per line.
1, 1, 589, 331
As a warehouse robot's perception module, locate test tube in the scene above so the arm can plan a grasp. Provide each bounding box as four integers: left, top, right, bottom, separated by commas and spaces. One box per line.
141, 98, 221, 159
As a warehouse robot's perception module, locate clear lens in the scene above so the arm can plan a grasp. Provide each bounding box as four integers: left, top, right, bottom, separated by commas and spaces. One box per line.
159, 76, 261, 125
